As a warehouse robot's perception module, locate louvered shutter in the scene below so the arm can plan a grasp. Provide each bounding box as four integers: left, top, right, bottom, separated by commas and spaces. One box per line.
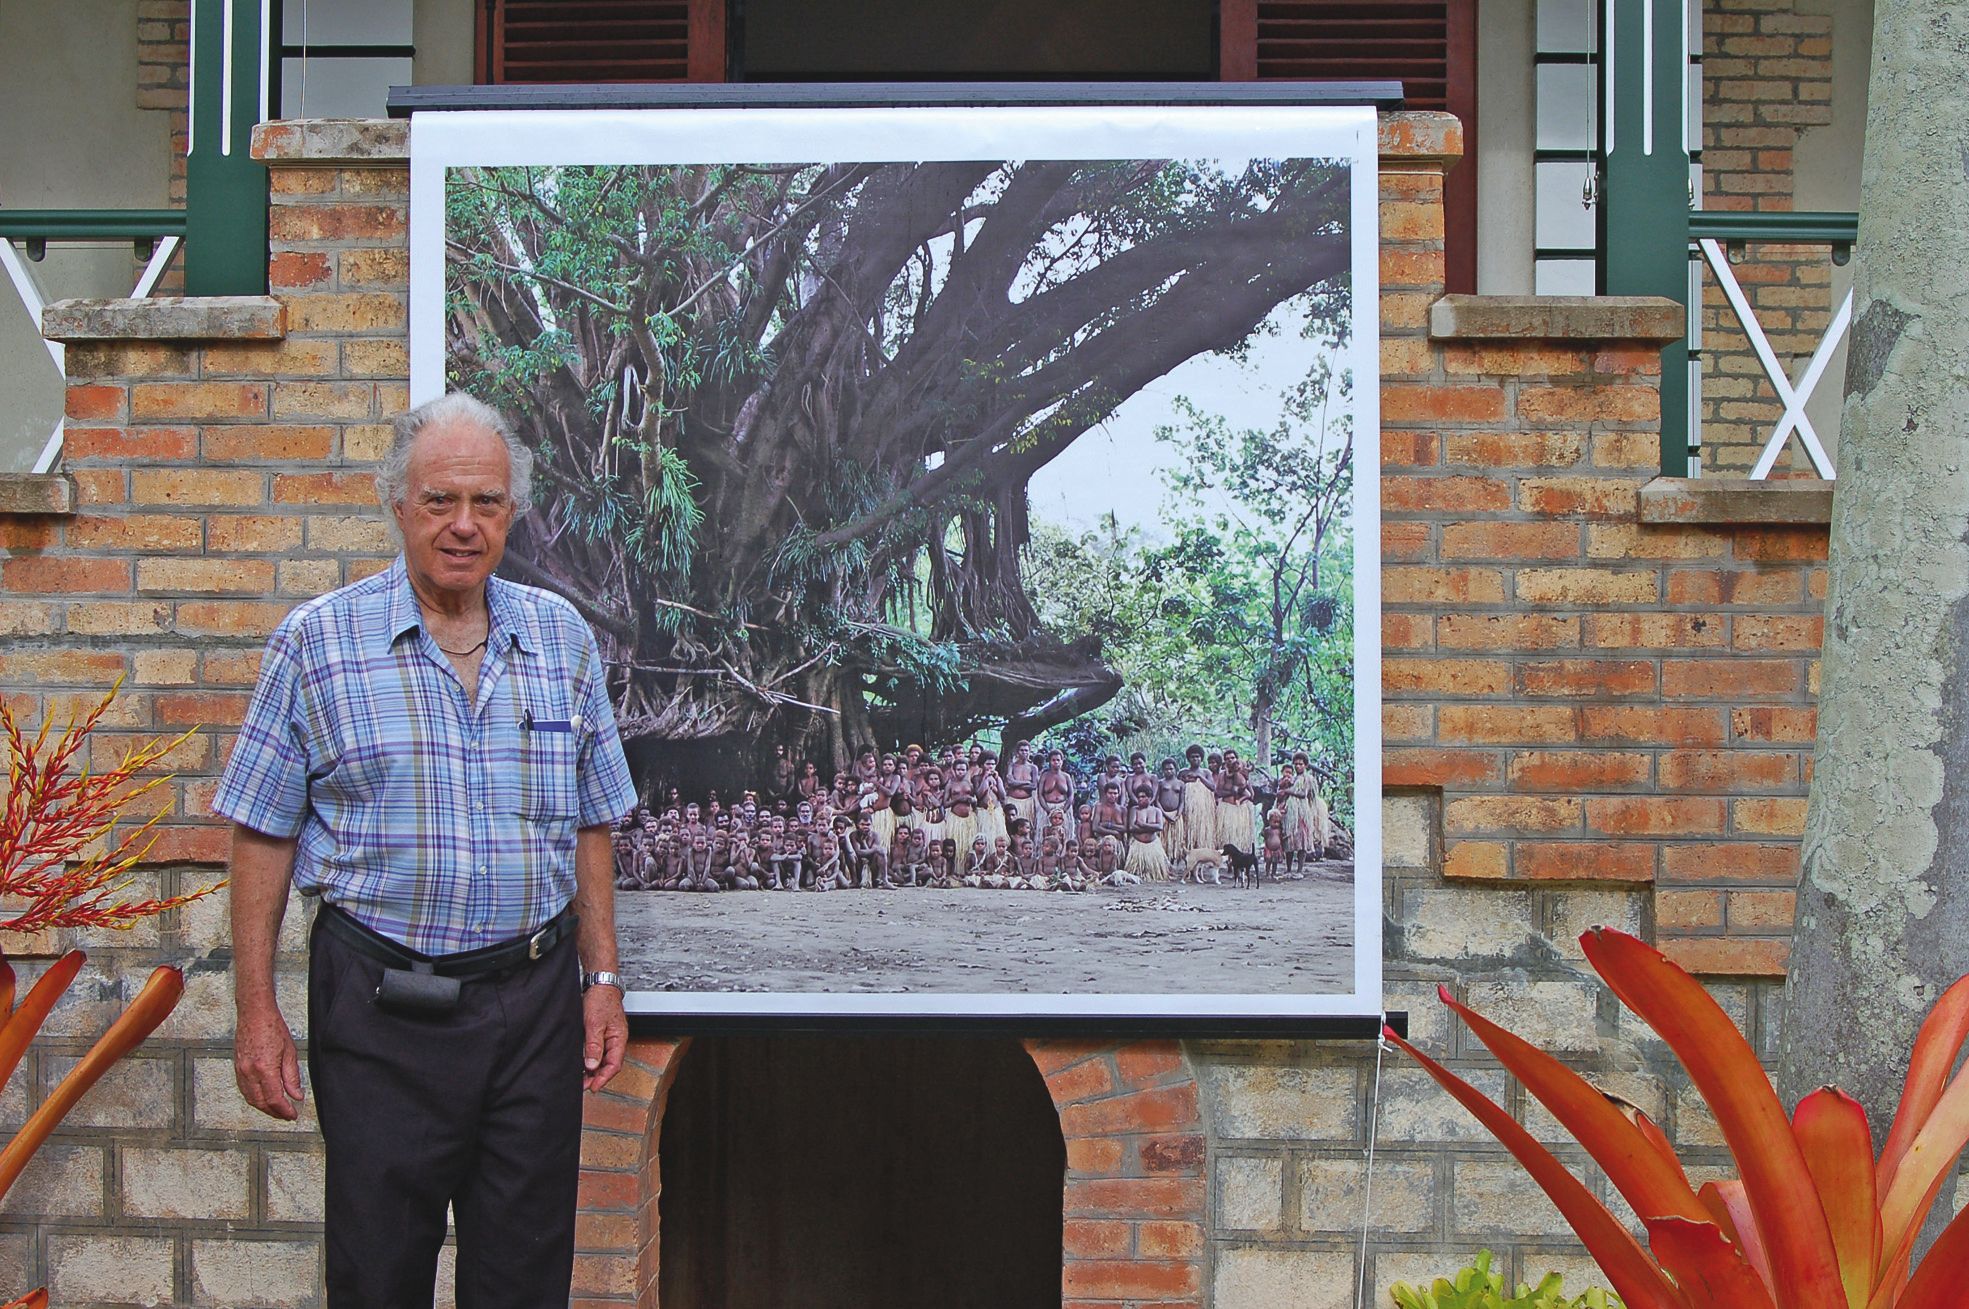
478, 0, 726, 84
1222, 0, 1477, 293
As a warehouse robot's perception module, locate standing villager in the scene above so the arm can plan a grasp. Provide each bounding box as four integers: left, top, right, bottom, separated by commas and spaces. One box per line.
220, 393, 637, 1308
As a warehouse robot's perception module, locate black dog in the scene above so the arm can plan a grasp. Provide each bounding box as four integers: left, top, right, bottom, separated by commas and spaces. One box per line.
1221, 843, 1260, 888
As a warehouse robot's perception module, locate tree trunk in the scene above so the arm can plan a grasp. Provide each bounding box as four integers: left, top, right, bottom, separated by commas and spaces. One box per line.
1776, 0, 1969, 1142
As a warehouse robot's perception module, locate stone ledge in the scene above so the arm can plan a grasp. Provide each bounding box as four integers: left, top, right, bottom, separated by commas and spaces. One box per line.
1639, 476, 1833, 525
1430, 295, 1685, 344
252, 119, 408, 166
43, 297, 286, 343
1378, 111, 1463, 168
0, 474, 76, 517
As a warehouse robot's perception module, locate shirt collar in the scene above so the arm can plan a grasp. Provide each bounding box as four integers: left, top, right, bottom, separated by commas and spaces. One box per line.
379, 556, 540, 656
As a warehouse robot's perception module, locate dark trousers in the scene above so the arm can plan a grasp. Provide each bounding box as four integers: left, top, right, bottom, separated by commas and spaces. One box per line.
308, 913, 584, 1309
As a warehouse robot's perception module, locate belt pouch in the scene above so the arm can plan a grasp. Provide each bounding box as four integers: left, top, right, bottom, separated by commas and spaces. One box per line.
375, 962, 462, 1014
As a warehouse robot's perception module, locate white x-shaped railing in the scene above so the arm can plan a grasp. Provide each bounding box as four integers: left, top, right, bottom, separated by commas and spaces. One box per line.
0, 233, 182, 474
1695, 236, 1851, 481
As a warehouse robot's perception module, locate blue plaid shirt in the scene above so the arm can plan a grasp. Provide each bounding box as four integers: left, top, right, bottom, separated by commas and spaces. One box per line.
213, 556, 638, 955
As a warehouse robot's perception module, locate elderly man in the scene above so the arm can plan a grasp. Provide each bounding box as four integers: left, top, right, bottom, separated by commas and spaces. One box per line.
215, 392, 637, 1308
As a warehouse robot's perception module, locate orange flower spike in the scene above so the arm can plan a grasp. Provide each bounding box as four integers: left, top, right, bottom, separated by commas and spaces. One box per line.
0, 965, 183, 1203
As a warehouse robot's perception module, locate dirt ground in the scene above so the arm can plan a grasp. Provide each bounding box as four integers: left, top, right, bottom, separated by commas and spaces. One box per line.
614, 861, 1355, 997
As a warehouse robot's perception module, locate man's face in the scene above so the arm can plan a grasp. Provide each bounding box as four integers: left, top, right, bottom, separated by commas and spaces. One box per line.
394, 420, 516, 601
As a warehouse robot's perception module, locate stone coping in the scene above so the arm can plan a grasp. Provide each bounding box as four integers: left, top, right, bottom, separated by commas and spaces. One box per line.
0, 473, 76, 517
243, 110, 1457, 170
43, 296, 285, 343
1430, 295, 1686, 344
1639, 476, 1833, 524
253, 118, 409, 165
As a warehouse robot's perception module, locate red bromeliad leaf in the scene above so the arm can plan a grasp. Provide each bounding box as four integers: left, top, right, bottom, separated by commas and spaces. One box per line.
1793, 1087, 1880, 1309
1698, 1181, 1774, 1292
1622, 1103, 1690, 1187
0, 958, 14, 1021
0, 952, 84, 1094
0, 965, 183, 1203
1879, 973, 1969, 1197
1582, 929, 1847, 1309
1892, 1194, 1969, 1309
1646, 1216, 1779, 1309
0, 1288, 47, 1309
1876, 1059, 1969, 1281
1440, 986, 1711, 1226
1384, 1025, 1691, 1309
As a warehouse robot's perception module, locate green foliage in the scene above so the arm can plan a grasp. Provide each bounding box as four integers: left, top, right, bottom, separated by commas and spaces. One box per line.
1390, 1251, 1624, 1309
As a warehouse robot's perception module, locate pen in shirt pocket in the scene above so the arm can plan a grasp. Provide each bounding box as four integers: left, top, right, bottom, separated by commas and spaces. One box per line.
520, 707, 581, 734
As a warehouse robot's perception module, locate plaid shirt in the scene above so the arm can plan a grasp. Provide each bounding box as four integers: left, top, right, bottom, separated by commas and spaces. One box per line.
213, 557, 638, 955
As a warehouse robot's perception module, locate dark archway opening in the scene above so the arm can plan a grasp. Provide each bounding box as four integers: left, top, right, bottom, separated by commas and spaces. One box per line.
657, 1036, 1066, 1309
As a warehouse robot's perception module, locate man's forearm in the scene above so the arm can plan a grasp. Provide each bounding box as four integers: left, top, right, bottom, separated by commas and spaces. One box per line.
230, 824, 300, 1011
573, 824, 620, 973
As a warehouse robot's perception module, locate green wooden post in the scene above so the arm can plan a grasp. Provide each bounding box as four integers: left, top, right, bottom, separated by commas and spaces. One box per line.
1598, 0, 1693, 474
184, 0, 278, 294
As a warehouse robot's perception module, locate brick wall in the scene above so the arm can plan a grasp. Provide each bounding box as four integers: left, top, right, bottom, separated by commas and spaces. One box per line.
135, 0, 191, 292
0, 112, 1828, 1307
1696, 0, 1839, 474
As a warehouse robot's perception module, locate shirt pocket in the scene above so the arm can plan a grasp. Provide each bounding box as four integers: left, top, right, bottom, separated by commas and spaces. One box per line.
514, 722, 584, 821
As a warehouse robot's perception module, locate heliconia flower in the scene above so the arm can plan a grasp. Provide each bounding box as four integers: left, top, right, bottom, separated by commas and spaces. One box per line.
1388, 928, 1969, 1309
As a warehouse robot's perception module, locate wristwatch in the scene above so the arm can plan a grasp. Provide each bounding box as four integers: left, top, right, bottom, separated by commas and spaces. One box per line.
582, 970, 624, 992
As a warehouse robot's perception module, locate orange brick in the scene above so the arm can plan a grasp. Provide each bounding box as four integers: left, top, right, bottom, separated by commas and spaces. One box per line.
1517, 477, 1641, 518
271, 381, 376, 420
1438, 613, 1579, 650
1381, 247, 1446, 289
1519, 659, 1655, 697
0, 520, 58, 549
1733, 797, 1807, 836
1586, 796, 1727, 836
1515, 841, 1655, 882
1141, 1134, 1205, 1172
137, 558, 278, 594
1385, 748, 1504, 787
1383, 658, 1510, 696
62, 425, 197, 462
1114, 1043, 1185, 1086
1065, 1136, 1127, 1176
154, 691, 252, 727
572, 1210, 634, 1252
1658, 750, 1796, 790
341, 167, 411, 198
343, 339, 410, 378
1063, 1176, 1203, 1219
1061, 1260, 1200, 1301
133, 823, 229, 864
1380, 200, 1444, 241
1584, 613, 1726, 648
66, 601, 171, 636
202, 424, 337, 462
1661, 658, 1801, 698
1381, 431, 1443, 467
1384, 567, 1506, 605
1667, 569, 1803, 606
1731, 614, 1824, 651
174, 600, 295, 637
71, 469, 126, 505
1517, 385, 1658, 424
1443, 841, 1508, 879
1383, 476, 1513, 513
1029, 1042, 1113, 1076
1658, 889, 1725, 931
1440, 521, 1579, 560
1592, 343, 1667, 375
1507, 750, 1651, 790
65, 384, 126, 420
207, 515, 306, 553
1442, 343, 1590, 376
1382, 613, 1433, 650
1591, 431, 1661, 468
1063, 1219, 1131, 1258
2, 557, 130, 594
131, 469, 265, 507
66, 514, 202, 552
1444, 795, 1581, 833
129, 381, 268, 421
1657, 937, 1788, 977
1383, 521, 1432, 561
0, 602, 62, 636
1382, 292, 1436, 330
1733, 526, 1829, 561
65, 342, 194, 378
1382, 384, 1509, 424
284, 293, 408, 335
1443, 431, 1585, 467
1586, 523, 1731, 559
1516, 569, 1659, 606
274, 473, 380, 506
1047, 1057, 1116, 1103
1438, 705, 1577, 744
1058, 1083, 1198, 1137
268, 203, 407, 243
268, 250, 331, 289
339, 248, 410, 288
575, 1169, 639, 1212
1581, 706, 1727, 746
1730, 706, 1816, 742
201, 338, 339, 379
1139, 1220, 1204, 1257
1383, 704, 1432, 741
0, 649, 126, 684
267, 166, 337, 195
131, 650, 200, 686
1727, 888, 1796, 931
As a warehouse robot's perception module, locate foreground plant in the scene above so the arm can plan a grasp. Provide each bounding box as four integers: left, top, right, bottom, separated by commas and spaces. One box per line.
1391, 1249, 1623, 1309
0, 684, 217, 1306
1388, 928, 1969, 1309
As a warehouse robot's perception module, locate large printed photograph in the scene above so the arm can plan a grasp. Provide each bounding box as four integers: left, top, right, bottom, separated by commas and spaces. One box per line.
411, 106, 1382, 1017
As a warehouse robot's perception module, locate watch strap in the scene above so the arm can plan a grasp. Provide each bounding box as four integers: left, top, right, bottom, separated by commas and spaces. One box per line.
583, 969, 624, 991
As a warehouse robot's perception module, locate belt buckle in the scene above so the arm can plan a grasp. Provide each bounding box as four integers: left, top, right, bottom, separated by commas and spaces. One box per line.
527, 923, 551, 961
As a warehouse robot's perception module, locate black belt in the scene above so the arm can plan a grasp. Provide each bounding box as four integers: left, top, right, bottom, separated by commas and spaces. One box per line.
316, 902, 579, 979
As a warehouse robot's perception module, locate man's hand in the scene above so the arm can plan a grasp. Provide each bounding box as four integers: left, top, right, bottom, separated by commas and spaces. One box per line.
235, 1001, 304, 1120
581, 984, 627, 1092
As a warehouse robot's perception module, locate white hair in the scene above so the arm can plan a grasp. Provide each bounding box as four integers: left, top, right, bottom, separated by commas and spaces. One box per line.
375, 393, 535, 532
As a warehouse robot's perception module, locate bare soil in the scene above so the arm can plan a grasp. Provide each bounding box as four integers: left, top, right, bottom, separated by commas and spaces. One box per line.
614, 861, 1355, 996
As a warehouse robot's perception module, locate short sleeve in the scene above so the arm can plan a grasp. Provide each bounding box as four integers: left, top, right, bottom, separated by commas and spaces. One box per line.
574, 628, 638, 828
211, 627, 313, 838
